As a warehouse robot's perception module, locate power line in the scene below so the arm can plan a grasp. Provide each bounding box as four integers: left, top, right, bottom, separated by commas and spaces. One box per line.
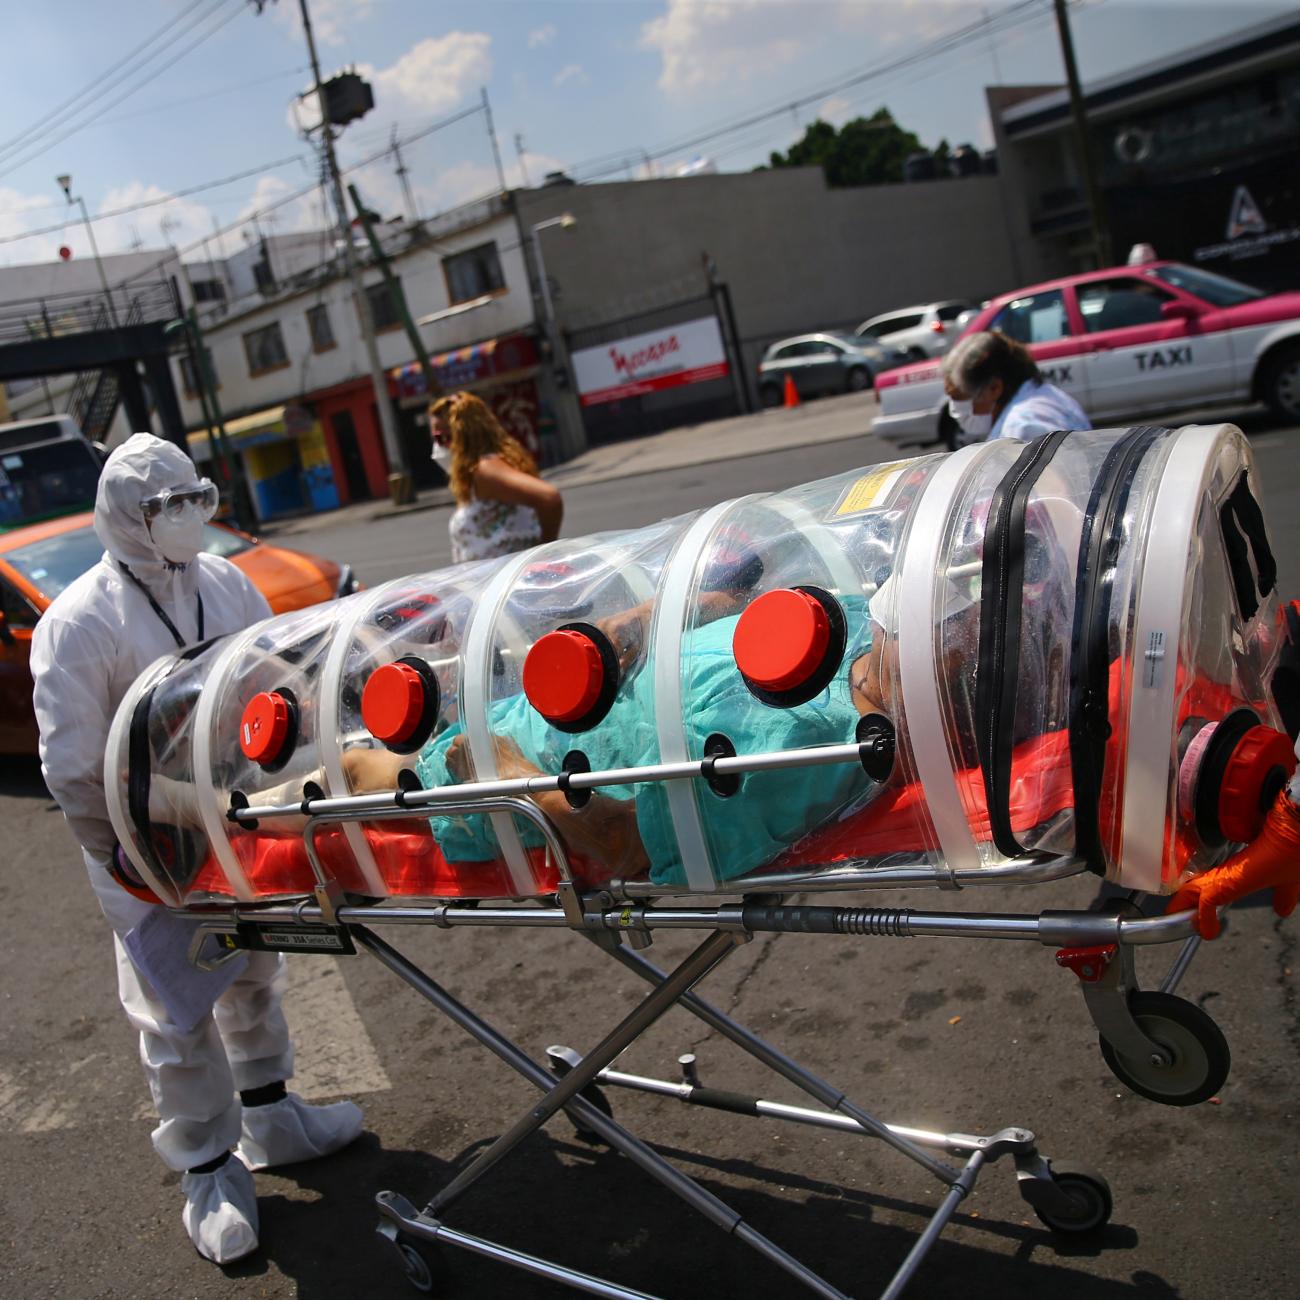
567, 0, 1051, 181
109, 101, 489, 289
692, 0, 1062, 172
0, 0, 214, 159
95, 64, 310, 130
0, 0, 244, 182
0, 153, 310, 248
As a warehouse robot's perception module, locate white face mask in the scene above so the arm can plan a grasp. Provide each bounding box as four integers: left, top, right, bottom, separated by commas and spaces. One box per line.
948, 398, 993, 440
148, 502, 206, 565
431, 442, 452, 468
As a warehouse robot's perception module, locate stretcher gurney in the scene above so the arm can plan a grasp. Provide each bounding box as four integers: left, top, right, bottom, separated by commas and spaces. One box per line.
105, 424, 1297, 1297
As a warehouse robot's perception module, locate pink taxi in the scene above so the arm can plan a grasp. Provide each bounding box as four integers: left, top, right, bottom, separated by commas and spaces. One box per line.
872, 261, 1300, 448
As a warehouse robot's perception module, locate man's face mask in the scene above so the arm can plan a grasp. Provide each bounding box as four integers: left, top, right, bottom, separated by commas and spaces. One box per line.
147, 500, 208, 564
141, 480, 218, 565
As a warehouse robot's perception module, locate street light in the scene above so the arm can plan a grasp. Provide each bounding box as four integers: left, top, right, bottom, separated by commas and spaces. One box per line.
529, 213, 582, 460
56, 173, 120, 328
530, 213, 577, 332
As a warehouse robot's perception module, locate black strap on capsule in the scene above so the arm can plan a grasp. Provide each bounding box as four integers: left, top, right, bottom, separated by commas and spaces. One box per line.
1067, 425, 1167, 874
121, 564, 204, 649
127, 682, 163, 879
1218, 472, 1276, 622
974, 427, 1071, 859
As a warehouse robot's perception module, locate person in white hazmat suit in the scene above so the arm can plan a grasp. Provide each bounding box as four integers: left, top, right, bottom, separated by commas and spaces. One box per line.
30, 434, 363, 1264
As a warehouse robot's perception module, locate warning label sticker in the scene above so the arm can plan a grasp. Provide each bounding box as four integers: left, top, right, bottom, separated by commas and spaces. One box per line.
832, 462, 910, 518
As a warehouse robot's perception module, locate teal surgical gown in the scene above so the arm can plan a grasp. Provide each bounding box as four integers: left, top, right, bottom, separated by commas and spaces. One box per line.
415, 597, 871, 886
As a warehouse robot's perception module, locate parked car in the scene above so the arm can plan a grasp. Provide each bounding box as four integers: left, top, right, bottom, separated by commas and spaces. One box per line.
855, 301, 976, 361
0, 414, 103, 532
757, 332, 904, 406
872, 260, 1300, 448
0, 514, 357, 754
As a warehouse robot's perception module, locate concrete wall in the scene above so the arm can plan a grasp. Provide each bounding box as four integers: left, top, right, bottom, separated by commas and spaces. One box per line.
517, 167, 1053, 379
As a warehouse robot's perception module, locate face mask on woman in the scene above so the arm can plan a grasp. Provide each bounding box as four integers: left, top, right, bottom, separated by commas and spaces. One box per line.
948, 397, 994, 441
431, 440, 452, 468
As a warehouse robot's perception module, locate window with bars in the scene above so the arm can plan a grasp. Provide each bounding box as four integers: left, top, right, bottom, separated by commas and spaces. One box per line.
307, 303, 336, 352
242, 322, 289, 376
443, 242, 505, 305
362, 279, 403, 332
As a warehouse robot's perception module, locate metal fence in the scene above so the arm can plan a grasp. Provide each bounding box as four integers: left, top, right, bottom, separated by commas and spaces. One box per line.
0, 280, 178, 347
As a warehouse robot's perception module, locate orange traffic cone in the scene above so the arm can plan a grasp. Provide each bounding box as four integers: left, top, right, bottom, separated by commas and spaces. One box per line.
782, 373, 800, 408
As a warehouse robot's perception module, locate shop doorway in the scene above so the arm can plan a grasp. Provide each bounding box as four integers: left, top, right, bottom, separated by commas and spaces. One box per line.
330, 410, 371, 502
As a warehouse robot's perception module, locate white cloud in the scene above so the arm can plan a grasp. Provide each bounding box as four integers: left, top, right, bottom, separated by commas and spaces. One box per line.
0, 188, 51, 245
818, 95, 853, 127
232, 174, 329, 243
96, 182, 218, 254
272, 0, 376, 49
638, 1, 963, 93
640, 0, 808, 92
416, 147, 568, 211
361, 33, 492, 115
0, 181, 230, 264
553, 63, 587, 87
528, 24, 556, 48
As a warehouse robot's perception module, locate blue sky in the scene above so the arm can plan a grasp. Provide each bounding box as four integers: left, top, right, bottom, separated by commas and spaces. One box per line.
0, 0, 1290, 267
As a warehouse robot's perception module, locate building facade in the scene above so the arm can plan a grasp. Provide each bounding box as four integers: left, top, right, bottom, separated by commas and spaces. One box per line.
179, 194, 554, 522
991, 12, 1300, 288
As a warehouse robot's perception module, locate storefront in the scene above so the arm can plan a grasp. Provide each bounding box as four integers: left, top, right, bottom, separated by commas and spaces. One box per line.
391, 332, 545, 480
307, 376, 393, 506
188, 403, 339, 524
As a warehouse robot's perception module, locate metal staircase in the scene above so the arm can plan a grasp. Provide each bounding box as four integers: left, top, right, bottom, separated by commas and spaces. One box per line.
64, 298, 145, 438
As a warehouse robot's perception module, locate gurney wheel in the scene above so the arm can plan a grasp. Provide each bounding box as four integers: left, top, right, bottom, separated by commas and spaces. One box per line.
395, 1239, 436, 1294
1032, 1161, 1113, 1235
1098, 990, 1230, 1107
566, 1081, 614, 1143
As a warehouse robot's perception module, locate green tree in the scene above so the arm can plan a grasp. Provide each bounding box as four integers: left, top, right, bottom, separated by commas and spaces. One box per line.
766, 108, 926, 187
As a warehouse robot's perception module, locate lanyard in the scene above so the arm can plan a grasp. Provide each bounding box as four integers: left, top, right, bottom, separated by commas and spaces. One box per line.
121, 565, 205, 650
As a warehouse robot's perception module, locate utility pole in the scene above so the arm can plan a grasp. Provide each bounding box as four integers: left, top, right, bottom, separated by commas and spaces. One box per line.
349, 182, 439, 401
481, 87, 507, 193
1053, 0, 1111, 268
390, 126, 419, 224
514, 133, 531, 189
295, 0, 412, 503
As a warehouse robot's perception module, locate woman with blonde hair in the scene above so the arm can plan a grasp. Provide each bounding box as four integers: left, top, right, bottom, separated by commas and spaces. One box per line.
430, 392, 563, 563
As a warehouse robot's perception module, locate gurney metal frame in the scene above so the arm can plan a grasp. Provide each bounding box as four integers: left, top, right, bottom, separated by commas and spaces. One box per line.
182, 742, 1220, 1298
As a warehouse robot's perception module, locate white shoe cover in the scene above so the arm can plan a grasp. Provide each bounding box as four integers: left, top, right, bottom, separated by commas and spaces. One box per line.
181, 1157, 259, 1264
236, 1093, 364, 1171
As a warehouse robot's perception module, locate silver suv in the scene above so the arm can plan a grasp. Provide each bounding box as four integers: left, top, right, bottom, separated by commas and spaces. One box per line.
855, 301, 975, 362
757, 332, 902, 406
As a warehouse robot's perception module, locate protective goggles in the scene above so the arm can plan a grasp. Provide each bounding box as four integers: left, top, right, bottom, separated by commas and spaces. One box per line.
140, 479, 219, 523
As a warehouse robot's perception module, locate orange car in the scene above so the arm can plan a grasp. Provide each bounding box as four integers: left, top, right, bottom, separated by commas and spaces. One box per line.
0, 512, 357, 754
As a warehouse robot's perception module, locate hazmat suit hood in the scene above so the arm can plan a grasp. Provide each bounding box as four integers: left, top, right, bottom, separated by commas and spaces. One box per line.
94, 433, 206, 592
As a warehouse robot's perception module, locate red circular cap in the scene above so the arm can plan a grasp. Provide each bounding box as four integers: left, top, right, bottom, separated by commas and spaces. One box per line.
733, 588, 831, 692
523, 629, 606, 724
1218, 724, 1297, 843
362, 662, 428, 745
240, 691, 292, 764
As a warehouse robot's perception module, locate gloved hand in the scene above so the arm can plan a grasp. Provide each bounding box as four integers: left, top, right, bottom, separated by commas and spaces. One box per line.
1167, 790, 1300, 939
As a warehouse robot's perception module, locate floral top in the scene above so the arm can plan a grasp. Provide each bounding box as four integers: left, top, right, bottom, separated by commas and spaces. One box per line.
449, 495, 542, 564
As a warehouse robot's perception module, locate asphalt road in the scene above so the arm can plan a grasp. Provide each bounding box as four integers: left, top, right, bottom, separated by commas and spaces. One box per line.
1, 404, 1298, 1300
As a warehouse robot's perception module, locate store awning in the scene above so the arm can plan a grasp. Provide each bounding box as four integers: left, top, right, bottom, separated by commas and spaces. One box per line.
391, 332, 539, 402
188, 403, 317, 460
